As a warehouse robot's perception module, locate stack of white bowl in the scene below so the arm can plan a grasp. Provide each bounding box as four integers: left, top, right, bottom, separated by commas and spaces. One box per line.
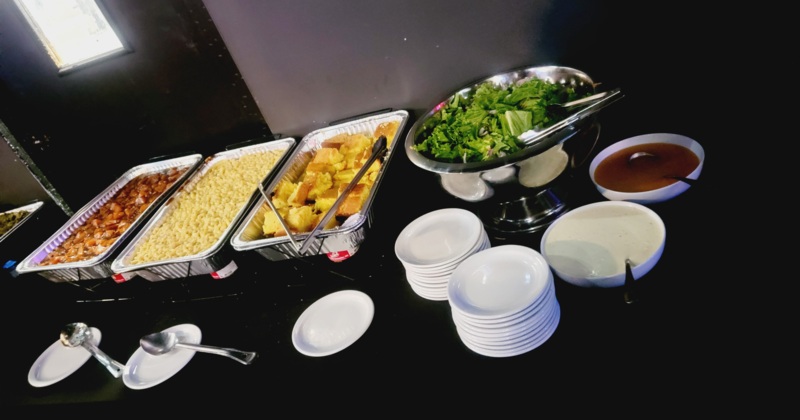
394, 208, 490, 301
447, 245, 560, 358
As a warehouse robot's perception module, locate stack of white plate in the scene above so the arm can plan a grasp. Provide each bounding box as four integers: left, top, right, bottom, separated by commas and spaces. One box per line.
447, 245, 560, 358
394, 208, 490, 301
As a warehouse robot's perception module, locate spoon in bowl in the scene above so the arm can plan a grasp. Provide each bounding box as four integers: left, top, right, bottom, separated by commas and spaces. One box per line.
623, 259, 637, 304
627, 151, 697, 186
60, 322, 125, 378
139, 331, 258, 365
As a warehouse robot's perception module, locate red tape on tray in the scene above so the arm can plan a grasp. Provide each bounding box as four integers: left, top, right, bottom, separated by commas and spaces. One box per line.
327, 250, 353, 262
112, 272, 137, 283
211, 261, 238, 279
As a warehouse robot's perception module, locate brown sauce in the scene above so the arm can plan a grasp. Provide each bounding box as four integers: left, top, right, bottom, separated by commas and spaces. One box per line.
594, 142, 699, 192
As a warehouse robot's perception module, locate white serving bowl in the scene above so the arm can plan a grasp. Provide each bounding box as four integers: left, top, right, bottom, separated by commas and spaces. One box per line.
589, 133, 704, 204
540, 201, 665, 288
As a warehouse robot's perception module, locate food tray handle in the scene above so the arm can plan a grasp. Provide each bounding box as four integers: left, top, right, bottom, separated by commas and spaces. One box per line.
225, 134, 286, 151
146, 151, 201, 163
328, 108, 394, 127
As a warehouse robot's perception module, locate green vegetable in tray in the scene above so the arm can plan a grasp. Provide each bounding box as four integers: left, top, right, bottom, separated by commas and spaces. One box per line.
413, 77, 586, 163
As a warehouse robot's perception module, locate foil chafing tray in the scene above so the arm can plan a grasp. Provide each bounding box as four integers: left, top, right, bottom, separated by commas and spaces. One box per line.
230, 109, 409, 261
111, 138, 296, 281
0, 201, 44, 245
15, 155, 202, 282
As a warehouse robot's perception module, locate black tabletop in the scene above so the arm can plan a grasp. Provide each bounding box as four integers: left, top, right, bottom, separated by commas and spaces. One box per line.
2, 90, 755, 413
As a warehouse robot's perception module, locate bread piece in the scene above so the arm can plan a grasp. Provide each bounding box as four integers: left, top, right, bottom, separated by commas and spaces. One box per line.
336, 183, 371, 218
339, 134, 372, 167
304, 162, 335, 175
311, 147, 345, 171
333, 168, 356, 186
272, 180, 296, 209
321, 133, 351, 149
262, 207, 289, 237
315, 212, 340, 230
286, 205, 317, 232
313, 187, 339, 214
351, 154, 381, 175
302, 171, 333, 200
373, 121, 400, 145
287, 182, 311, 207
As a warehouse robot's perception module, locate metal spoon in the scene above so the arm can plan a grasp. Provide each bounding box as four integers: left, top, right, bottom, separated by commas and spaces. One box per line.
59, 322, 125, 378
139, 331, 258, 365
627, 151, 697, 186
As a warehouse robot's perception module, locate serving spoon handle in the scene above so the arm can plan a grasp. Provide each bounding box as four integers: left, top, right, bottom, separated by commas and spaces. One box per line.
83, 340, 125, 378
174, 342, 258, 365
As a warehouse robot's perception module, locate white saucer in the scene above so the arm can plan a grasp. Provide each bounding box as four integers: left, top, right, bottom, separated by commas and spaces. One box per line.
395, 208, 483, 268
292, 290, 374, 357
28, 327, 102, 387
122, 323, 201, 390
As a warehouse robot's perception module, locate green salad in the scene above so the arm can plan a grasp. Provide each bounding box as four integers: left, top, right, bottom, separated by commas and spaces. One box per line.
413, 77, 586, 163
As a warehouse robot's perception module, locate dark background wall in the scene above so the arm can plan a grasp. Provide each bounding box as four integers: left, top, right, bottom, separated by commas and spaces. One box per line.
1, 0, 723, 213
0, 0, 271, 212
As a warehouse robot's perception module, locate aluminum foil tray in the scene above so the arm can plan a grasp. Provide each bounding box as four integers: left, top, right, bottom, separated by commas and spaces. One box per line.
230, 109, 409, 261
15, 155, 202, 282
111, 138, 296, 281
0, 201, 44, 245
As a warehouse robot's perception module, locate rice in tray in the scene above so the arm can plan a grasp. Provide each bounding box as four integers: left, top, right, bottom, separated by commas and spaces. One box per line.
128, 150, 284, 264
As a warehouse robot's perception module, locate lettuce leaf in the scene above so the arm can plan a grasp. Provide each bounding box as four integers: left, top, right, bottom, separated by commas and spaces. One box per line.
413, 77, 586, 163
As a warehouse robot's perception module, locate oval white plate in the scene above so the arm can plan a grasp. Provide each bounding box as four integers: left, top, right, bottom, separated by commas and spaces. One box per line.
28, 327, 102, 387
123, 323, 201, 390
448, 245, 551, 319
395, 208, 482, 267
292, 290, 374, 357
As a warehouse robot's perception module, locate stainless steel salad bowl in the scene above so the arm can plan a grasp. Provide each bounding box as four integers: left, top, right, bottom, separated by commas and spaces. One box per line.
404, 65, 618, 235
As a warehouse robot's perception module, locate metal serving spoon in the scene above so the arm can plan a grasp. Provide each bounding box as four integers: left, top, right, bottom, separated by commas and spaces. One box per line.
627, 151, 697, 186
139, 331, 258, 365
60, 322, 125, 378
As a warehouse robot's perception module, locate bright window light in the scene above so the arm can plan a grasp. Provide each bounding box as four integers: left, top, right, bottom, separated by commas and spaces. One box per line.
14, 0, 125, 72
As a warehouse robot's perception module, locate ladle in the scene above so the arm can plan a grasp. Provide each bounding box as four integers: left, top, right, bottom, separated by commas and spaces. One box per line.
59, 322, 125, 378
139, 331, 258, 365
627, 151, 697, 186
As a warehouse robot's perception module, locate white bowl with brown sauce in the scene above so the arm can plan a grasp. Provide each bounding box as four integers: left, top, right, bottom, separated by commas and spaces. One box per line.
589, 133, 704, 204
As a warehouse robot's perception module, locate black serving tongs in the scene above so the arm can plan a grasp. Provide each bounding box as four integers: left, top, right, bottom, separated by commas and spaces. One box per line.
257, 135, 388, 256
518, 88, 623, 147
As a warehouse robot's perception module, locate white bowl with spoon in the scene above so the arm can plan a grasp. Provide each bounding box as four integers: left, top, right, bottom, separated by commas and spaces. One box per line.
540, 201, 666, 288
589, 133, 704, 204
